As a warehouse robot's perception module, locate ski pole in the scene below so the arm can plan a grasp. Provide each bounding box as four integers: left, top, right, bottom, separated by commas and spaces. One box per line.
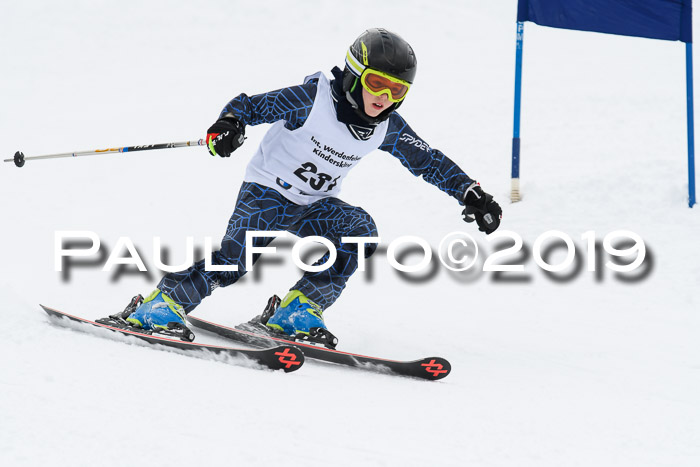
5, 139, 205, 168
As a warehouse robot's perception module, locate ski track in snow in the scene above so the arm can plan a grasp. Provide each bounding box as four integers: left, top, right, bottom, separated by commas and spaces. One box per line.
1, 1, 699, 466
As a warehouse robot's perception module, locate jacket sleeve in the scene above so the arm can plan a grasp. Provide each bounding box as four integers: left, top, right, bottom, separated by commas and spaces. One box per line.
219, 80, 318, 130
379, 112, 475, 203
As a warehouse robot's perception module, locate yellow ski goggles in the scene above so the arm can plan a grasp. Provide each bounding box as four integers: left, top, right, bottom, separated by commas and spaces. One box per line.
359, 68, 411, 103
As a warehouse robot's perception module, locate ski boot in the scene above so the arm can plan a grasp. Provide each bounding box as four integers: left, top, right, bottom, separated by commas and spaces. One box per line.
261, 290, 338, 349
116, 290, 195, 342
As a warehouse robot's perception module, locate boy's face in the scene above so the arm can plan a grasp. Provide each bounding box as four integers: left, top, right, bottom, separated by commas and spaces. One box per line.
362, 88, 390, 118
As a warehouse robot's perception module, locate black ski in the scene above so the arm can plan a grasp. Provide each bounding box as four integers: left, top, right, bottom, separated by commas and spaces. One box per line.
187, 315, 451, 381
41, 305, 304, 373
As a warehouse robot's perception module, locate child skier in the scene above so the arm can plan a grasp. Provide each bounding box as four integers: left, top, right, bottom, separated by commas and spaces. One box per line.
124, 28, 502, 342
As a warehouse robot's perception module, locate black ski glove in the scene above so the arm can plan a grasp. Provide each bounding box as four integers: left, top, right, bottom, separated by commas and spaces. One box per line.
206, 115, 245, 157
462, 182, 502, 235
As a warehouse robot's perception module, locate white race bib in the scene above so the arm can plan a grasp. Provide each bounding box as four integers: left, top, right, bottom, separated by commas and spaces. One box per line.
244, 72, 388, 204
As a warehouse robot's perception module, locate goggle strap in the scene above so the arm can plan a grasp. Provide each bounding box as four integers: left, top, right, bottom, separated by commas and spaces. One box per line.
345, 49, 366, 78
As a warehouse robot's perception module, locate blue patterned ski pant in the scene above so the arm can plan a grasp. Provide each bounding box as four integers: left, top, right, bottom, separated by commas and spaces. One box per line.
157, 182, 378, 313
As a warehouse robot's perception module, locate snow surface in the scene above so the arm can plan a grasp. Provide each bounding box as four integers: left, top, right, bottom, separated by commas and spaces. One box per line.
1, 1, 699, 466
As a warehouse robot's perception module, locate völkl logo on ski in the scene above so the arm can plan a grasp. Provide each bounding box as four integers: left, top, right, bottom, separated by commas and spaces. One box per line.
274, 347, 303, 370
421, 359, 449, 378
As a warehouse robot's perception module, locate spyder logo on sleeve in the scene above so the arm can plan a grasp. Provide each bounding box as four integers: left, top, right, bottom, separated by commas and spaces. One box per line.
399, 133, 431, 152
